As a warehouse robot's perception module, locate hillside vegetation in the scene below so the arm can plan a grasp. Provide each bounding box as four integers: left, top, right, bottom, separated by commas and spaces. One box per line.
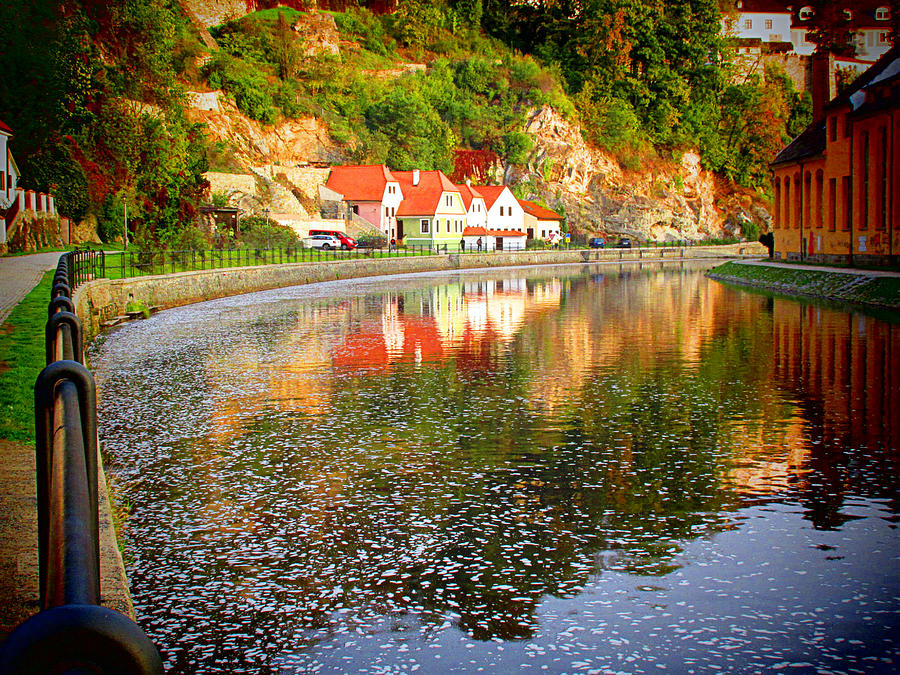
0, 0, 811, 247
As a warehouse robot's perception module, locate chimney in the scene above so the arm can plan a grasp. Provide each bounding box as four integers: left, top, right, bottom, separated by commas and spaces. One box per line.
810, 50, 835, 123
413, 169, 420, 186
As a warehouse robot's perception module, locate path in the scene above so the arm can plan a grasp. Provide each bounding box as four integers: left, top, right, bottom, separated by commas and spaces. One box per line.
735, 258, 900, 278
0, 252, 64, 325
0, 251, 134, 641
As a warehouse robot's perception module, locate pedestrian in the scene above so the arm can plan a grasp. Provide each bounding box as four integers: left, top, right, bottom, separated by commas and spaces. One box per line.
477, 237, 482, 252
389, 238, 395, 252
460, 238, 465, 252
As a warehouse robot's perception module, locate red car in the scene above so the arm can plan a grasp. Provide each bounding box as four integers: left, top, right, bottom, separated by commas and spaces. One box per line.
308, 229, 357, 250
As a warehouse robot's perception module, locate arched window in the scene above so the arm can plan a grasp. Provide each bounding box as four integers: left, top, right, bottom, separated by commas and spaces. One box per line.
876, 6, 890, 20
799, 6, 814, 20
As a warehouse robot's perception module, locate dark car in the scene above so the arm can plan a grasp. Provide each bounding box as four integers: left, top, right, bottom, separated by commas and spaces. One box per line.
589, 237, 605, 249
617, 238, 632, 248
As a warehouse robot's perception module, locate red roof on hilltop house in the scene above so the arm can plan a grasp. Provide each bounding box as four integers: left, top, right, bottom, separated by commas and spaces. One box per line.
463, 226, 526, 237
455, 183, 485, 210
472, 185, 508, 210
393, 170, 460, 216
0, 119, 12, 135
518, 200, 562, 221
325, 164, 396, 201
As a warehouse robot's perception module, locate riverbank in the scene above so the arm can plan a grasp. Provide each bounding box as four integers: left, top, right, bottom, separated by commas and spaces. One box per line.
707, 260, 900, 313
74, 243, 765, 343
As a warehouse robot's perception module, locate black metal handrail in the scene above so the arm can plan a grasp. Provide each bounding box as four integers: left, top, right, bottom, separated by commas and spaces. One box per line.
0, 253, 162, 674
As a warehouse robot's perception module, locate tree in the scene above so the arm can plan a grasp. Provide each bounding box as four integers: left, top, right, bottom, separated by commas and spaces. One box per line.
272, 11, 302, 80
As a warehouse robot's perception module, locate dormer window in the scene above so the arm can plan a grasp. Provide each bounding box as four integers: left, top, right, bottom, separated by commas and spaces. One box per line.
799, 6, 814, 20
876, 6, 889, 20
843, 9, 852, 20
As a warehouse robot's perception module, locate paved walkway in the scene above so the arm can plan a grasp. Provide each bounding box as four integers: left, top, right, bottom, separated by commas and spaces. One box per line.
0, 251, 133, 641
0, 252, 64, 325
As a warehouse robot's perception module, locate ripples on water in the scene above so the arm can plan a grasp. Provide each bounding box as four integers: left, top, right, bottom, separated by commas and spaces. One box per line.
89, 261, 900, 673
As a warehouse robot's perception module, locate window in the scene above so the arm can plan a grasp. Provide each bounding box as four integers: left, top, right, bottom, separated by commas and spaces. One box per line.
879, 32, 891, 44
794, 174, 801, 229
765, 19, 773, 30
842, 176, 851, 231
816, 170, 824, 229
876, 7, 890, 20
784, 177, 791, 229
829, 178, 837, 231
861, 130, 869, 230
744, 19, 752, 29
829, 116, 837, 142
774, 182, 781, 229
880, 127, 888, 230
804, 171, 812, 231
0, 172, 4, 191
799, 6, 813, 20
843, 10, 852, 20
420, 219, 429, 234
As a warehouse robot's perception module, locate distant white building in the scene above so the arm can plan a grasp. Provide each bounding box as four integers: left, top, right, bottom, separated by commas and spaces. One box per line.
721, 0, 792, 46
477, 185, 525, 234
1, 120, 20, 246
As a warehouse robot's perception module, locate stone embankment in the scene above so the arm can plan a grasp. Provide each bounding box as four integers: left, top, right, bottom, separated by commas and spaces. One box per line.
707, 260, 900, 312
75, 243, 764, 342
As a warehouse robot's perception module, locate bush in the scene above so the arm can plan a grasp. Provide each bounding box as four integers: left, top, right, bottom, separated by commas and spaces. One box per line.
356, 232, 388, 248
236, 215, 301, 249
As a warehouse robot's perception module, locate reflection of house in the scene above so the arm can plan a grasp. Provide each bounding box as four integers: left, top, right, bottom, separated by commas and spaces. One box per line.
770, 47, 899, 264
324, 164, 403, 238
519, 200, 563, 241
394, 169, 466, 248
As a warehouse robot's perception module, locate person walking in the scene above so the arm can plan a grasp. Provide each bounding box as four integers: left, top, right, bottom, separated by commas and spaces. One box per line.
477, 237, 482, 252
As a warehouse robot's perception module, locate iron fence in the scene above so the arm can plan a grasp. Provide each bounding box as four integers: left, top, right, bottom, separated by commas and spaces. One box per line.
0, 253, 163, 674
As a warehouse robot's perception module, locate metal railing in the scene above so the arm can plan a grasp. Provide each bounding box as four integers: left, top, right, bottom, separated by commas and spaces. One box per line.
100, 243, 533, 279
0, 253, 162, 674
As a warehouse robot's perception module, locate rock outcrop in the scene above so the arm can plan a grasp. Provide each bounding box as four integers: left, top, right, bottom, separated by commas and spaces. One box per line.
510, 106, 769, 241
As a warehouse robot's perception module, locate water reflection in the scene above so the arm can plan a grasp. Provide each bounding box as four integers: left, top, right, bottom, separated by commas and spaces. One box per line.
89, 261, 900, 673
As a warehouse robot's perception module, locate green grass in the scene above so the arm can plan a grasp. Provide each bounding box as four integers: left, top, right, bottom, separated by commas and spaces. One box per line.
709, 261, 900, 308
0, 272, 52, 443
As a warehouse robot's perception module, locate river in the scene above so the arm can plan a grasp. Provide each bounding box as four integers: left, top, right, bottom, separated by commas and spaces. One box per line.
89, 260, 900, 673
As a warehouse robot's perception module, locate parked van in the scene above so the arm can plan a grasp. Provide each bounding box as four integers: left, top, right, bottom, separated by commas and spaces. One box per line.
308, 229, 357, 249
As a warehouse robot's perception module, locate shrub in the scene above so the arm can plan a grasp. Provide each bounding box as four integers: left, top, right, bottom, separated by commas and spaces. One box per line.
236, 215, 300, 249
356, 232, 387, 248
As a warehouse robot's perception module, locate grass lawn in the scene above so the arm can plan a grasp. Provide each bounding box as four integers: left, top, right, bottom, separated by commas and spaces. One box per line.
0, 272, 51, 443
709, 261, 900, 307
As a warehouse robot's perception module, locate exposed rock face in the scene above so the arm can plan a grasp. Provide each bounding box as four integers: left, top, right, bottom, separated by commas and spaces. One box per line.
511, 106, 769, 241
189, 98, 339, 165
292, 11, 342, 57
178, 0, 253, 28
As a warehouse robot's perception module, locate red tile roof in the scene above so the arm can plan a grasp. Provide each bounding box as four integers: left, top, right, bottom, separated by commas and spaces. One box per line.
393, 170, 460, 216
463, 226, 526, 237
325, 164, 396, 202
518, 200, 562, 220
472, 185, 508, 209
455, 183, 485, 210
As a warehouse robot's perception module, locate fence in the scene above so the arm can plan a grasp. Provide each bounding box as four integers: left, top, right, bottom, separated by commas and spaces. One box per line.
0, 253, 163, 674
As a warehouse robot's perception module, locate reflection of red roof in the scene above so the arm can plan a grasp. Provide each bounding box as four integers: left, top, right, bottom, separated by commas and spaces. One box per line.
394, 170, 461, 216
331, 331, 388, 370
518, 200, 562, 221
463, 226, 526, 237
0, 119, 11, 135
455, 183, 485, 210
473, 185, 508, 209
325, 164, 397, 202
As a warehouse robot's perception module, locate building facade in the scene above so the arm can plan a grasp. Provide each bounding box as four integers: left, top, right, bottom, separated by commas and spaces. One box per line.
770, 47, 899, 264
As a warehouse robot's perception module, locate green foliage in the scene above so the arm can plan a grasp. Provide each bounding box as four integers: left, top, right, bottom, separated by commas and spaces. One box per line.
502, 131, 533, 164
356, 232, 388, 248
237, 216, 301, 249
207, 53, 277, 124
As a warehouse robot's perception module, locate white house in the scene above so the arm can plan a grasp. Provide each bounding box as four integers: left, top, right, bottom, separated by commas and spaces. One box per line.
519, 200, 563, 241
476, 185, 525, 234
456, 182, 487, 230
721, 0, 792, 46
1, 120, 20, 246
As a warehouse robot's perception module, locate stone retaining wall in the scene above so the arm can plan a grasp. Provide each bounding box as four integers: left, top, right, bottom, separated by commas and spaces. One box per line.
74, 243, 765, 343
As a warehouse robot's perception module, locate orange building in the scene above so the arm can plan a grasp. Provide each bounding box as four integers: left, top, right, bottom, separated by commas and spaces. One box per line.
770, 46, 900, 264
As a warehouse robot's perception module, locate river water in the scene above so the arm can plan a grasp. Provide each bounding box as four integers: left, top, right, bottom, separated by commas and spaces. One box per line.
89, 261, 900, 674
